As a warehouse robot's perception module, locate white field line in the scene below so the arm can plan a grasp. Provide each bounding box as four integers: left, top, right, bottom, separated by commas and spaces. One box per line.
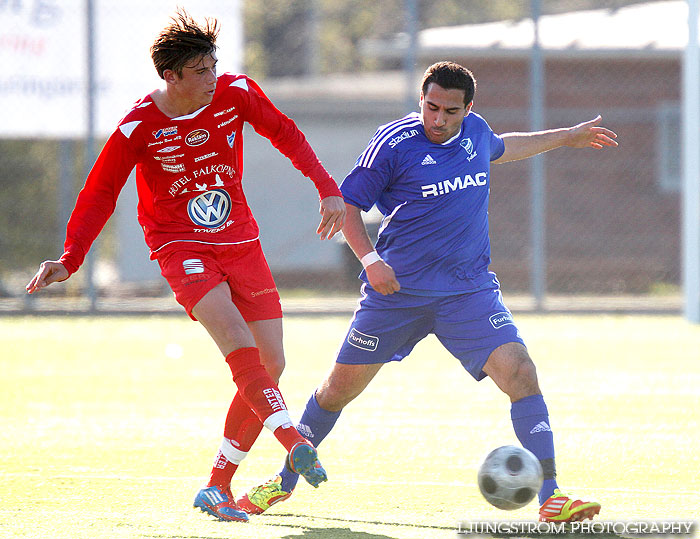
1, 471, 697, 497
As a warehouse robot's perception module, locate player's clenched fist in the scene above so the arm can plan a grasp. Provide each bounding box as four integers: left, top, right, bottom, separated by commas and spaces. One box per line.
365, 260, 400, 296
25, 260, 69, 294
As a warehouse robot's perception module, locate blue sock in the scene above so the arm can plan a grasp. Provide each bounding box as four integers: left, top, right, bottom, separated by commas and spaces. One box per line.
278, 392, 341, 492
510, 394, 559, 505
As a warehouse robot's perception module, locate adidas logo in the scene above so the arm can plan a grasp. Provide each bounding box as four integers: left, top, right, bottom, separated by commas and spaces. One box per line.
204, 488, 225, 504
297, 423, 314, 439
421, 154, 437, 165
529, 421, 552, 434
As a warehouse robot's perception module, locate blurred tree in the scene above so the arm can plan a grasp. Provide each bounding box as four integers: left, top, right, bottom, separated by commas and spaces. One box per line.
243, 0, 663, 78
0, 140, 59, 273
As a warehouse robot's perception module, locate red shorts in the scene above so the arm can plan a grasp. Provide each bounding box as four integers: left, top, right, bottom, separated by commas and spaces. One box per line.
157, 241, 282, 322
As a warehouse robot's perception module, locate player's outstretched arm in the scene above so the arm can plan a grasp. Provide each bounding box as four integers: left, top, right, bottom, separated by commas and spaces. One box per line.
317, 195, 346, 240
26, 261, 69, 294
563, 115, 618, 149
494, 115, 618, 164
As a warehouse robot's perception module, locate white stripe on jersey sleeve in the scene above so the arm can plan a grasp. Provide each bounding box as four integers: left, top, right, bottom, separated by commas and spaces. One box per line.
230, 78, 248, 91
359, 115, 422, 169
119, 121, 142, 139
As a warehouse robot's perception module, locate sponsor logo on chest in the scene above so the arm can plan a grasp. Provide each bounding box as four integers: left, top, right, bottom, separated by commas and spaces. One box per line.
421, 172, 487, 197
185, 129, 209, 146
153, 126, 178, 139
168, 163, 235, 196
187, 188, 231, 228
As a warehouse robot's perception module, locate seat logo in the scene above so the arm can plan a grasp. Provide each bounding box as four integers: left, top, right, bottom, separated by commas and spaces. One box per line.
182, 259, 204, 275
187, 189, 231, 228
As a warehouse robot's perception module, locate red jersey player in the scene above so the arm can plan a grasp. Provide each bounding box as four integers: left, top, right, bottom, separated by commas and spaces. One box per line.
25, 10, 345, 523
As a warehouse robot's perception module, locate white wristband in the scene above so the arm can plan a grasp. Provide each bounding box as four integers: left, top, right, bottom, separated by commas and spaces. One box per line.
360, 250, 382, 268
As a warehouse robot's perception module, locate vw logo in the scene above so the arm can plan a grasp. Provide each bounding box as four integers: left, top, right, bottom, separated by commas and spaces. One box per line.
187, 189, 232, 228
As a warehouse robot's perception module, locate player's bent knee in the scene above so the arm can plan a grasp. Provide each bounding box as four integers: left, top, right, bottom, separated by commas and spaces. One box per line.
485, 344, 540, 400
504, 357, 540, 400
514, 354, 538, 382
262, 357, 285, 382
314, 383, 358, 412
315, 362, 382, 412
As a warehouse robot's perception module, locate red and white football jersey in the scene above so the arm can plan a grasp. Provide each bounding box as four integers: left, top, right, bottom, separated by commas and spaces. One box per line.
59, 73, 341, 275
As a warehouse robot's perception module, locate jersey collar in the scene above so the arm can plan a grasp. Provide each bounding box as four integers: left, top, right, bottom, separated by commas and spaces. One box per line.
171, 104, 210, 121
441, 125, 463, 146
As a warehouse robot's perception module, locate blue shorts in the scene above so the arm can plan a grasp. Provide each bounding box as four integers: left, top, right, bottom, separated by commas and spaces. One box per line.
336, 283, 524, 381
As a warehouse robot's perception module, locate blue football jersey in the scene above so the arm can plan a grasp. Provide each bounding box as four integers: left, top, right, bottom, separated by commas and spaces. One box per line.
340, 111, 505, 294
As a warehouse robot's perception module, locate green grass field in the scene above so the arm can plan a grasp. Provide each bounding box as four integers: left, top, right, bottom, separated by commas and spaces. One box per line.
1, 314, 699, 539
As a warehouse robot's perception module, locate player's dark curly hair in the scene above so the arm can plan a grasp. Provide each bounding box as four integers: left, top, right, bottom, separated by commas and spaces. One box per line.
150, 9, 219, 79
421, 61, 476, 106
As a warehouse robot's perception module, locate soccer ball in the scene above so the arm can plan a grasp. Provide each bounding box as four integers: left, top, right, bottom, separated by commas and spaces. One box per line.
477, 445, 543, 510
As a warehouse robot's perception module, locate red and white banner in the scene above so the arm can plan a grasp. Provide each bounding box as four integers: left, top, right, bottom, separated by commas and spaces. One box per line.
0, 0, 242, 137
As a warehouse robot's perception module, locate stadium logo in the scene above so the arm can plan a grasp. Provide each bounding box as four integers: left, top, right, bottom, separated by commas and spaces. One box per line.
187, 189, 231, 228
489, 312, 514, 329
389, 129, 419, 148
421, 172, 487, 197
460, 138, 478, 161
186, 129, 209, 146
347, 328, 379, 351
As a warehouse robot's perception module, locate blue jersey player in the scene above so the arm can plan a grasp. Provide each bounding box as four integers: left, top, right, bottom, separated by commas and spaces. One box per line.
237, 61, 618, 522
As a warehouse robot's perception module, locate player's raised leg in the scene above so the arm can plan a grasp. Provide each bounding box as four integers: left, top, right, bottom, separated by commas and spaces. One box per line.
192, 283, 326, 520
237, 392, 341, 514
206, 319, 285, 494
483, 342, 600, 522
238, 361, 383, 514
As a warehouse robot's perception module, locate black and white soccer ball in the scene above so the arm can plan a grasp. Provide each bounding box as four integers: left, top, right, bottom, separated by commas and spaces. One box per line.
477, 445, 543, 510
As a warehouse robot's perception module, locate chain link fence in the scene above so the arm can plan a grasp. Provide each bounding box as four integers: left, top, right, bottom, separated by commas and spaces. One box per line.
0, 1, 687, 314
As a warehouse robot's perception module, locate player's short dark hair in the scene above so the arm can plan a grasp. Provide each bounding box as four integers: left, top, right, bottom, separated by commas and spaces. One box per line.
150, 9, 219, 79
421, 61, 476, 106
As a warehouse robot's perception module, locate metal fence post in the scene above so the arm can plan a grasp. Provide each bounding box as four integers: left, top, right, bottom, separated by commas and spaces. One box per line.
683, 0, 700, 323
84, 0, 97, 312
530, 0, 546, 310
404, 0, 418, 113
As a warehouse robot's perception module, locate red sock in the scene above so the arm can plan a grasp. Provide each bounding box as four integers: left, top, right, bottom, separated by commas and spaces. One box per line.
225, 347, 306, 452
207, 392, 264, 489
207, 446, 238, 491
224, 392, 265, 448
